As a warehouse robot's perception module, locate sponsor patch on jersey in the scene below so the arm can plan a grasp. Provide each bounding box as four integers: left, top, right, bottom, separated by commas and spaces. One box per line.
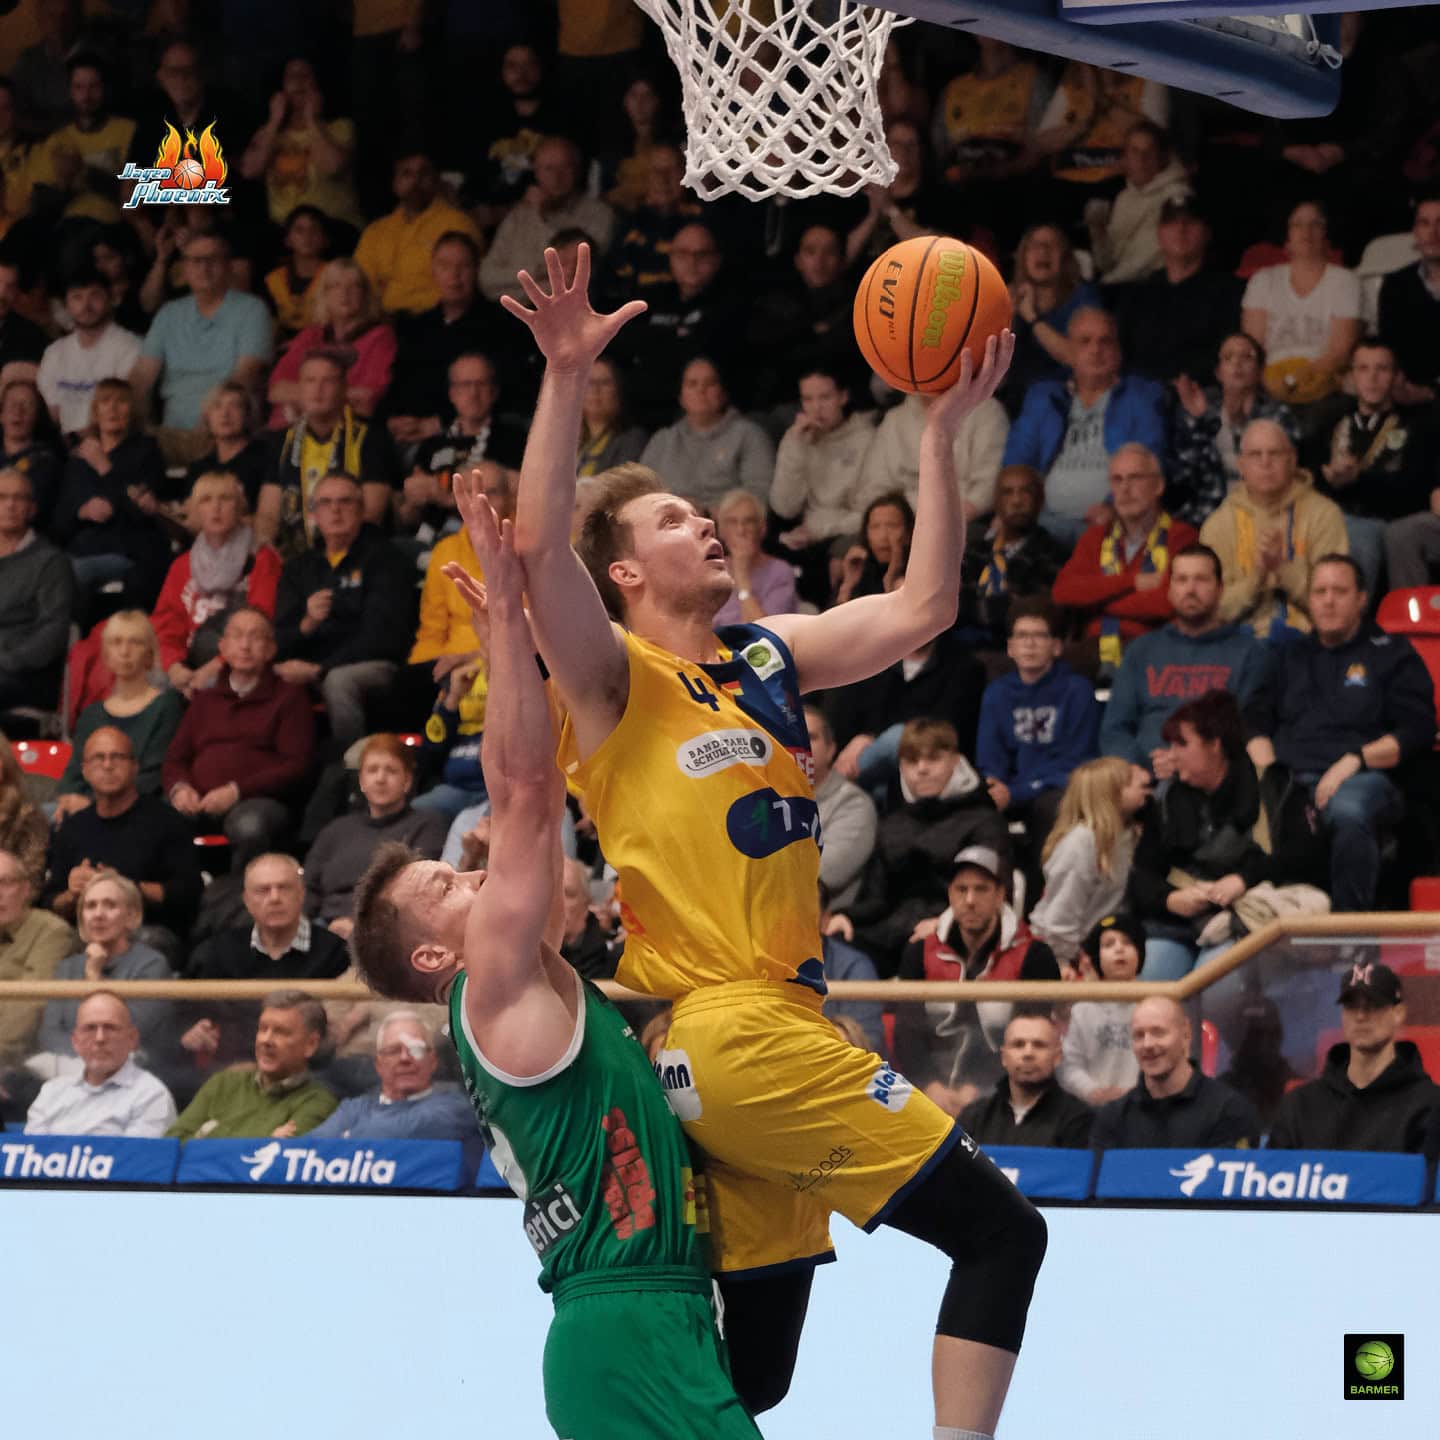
653, 1047, 703, 1121
726, 788, 821, 859
866, 1063, 912, 1113
743, 640, 786, 682
676, 728, 774, 777
523, 1182, 583, 1259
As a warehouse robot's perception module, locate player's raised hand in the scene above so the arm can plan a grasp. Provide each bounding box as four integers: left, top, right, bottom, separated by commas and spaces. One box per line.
499, 243, 647, 374
924, 329, 1015, 437
451, 468, 524, 619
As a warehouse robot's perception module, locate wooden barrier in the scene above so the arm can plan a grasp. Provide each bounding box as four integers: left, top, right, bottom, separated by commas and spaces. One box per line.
2, 912, 1436, 1005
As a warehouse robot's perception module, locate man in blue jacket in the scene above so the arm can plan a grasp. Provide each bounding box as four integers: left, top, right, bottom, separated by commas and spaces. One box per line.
1001, 306, 1166, 548
1245, 554, 1436, 911
977, 598, 1100, 892
1102, 543, 1272, 775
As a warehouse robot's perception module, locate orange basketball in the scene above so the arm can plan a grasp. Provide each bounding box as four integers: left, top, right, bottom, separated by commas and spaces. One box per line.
852, 236, 1012, 394
172, 157, 205, 189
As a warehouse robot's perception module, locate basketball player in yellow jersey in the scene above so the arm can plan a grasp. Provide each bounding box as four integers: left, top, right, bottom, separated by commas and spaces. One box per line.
474, 244, 1046, 1440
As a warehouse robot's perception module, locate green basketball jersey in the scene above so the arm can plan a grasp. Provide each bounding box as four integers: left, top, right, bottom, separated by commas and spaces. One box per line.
449, 966, 706, 1294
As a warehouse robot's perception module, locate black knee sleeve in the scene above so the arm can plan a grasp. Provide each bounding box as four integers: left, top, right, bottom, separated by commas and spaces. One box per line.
885, 1134, 1048, 1354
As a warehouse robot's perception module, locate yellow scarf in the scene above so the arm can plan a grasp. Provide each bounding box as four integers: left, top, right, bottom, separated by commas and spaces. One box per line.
1097, 511, 1172, 667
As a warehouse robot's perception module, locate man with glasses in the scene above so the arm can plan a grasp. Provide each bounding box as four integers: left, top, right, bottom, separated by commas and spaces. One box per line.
397, 351, 525, 536
1053, 443, 1197, 673
272, 471, 412, 745
1199, 418, 1347, 644
41, 727, 201, 939
130, 230, 273, 464
257, 349, 397, 561
613, 220, 736, 426
309, 1011, 477, 1142
25, 991, 176, 1137
129, 39, 250, 176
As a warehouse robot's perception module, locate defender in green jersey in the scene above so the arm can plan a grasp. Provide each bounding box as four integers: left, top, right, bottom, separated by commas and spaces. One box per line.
350, 493, 760, 1440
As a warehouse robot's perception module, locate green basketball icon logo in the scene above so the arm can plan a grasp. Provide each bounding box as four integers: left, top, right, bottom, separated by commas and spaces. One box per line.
1354, 1341, 1395, 1380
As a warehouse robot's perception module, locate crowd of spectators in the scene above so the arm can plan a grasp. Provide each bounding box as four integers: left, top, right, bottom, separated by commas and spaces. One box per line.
2, 4, 1440, 1164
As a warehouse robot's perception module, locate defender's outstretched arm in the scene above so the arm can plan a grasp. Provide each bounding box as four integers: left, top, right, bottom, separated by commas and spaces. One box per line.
491, 245, 646, 753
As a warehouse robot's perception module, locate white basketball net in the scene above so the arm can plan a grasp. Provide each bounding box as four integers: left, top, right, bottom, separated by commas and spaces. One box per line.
632, 0, 906, 200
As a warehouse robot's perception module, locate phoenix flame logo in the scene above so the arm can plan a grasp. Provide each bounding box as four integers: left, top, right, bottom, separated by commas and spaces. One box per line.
153, 121, 227, 185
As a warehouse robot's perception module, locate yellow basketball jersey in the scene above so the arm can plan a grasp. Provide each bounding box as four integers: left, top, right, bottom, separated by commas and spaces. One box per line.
559, 623, 825, 1003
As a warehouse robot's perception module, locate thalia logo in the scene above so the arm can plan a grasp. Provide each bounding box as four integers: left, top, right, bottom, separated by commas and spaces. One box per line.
239, 1142, 399, 1186
1169, 1154, 1215, 1196
242, 1140, 281, 1180
1169, 1153, 1350, 1201
0, 1141, 113, 1180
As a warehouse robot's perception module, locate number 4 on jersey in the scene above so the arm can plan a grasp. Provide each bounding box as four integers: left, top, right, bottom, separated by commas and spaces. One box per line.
677, 671, 720, 711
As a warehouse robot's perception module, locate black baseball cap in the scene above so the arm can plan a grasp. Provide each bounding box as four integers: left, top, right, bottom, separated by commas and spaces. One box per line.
1338, 961, 1402, 1007
1083, 912, 1146, 962
1159, 192, 1206, 225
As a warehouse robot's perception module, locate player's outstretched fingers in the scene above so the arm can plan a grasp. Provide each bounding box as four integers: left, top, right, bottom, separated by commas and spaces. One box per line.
571, 240, 591, 295
443, 562, 489, 615
543, 246, 565, 297
515, 266, 550, 309
453, 470, 498, 546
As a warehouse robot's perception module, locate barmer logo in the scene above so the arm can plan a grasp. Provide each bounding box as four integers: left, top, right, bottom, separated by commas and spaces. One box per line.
1168, 1153, 1349, 1201
652, 1046, 703, 1122
238, 1143, 398, 1186
1344, 1334, 1404, 1400
676, 729, 772, 777
743, 641, 785, 681
867, 1063, 912, 1113
0, 1141, 114, 1181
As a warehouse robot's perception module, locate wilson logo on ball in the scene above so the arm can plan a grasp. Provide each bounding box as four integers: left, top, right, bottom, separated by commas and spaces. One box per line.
920, 246, 968, 349
853, 235, 1010, 395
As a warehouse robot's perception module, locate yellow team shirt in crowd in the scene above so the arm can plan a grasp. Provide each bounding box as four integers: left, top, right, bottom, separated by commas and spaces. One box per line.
354, 197, 483, 315
933, 61, 1041, 180
559, 624, 824, 1003
31, 115, 136, 222
1043, 68, 1166, 185
409, 527, 486, 664
557, 0, 646, 56
265, 118, 363, 228
0, 137, 32, 215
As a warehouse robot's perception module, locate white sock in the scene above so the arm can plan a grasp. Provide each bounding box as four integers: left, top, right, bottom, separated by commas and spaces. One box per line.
933, 1429, 993, 1440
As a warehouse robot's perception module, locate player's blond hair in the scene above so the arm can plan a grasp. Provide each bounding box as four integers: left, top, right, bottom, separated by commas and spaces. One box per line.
574, 462, 666, 621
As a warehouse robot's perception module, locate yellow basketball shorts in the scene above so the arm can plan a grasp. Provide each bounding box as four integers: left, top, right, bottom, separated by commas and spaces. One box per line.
655, 980, 958, 1278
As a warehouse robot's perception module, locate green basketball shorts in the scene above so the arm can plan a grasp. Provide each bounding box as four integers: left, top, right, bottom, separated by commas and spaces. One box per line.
544, 1270, 762, 1440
